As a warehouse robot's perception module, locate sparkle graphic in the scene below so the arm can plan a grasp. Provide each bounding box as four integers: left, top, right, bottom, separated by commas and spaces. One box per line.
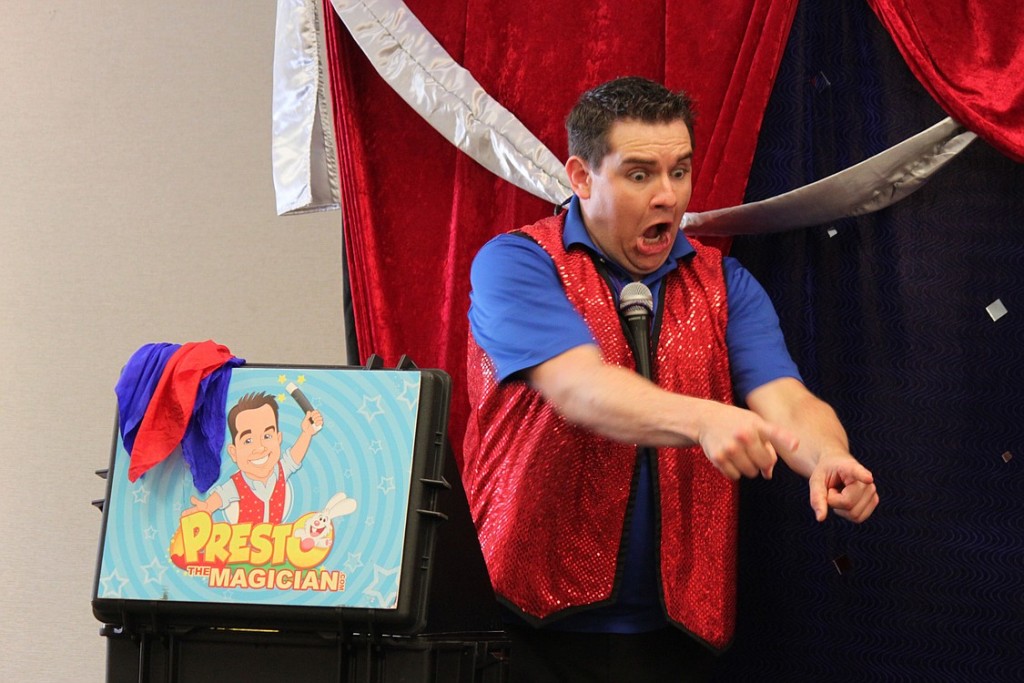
358, 395, 385, 421
277, 393, 287, 403
141, 557, 168, 585
100, 570, 130, 598
363, 565, 400, 608
278, 374, 288, 384
132, 485, 150, 504
377, 477, 395, 495
296, 375, 306, 385
344, 552, 364, 573
397, 380, 419, 410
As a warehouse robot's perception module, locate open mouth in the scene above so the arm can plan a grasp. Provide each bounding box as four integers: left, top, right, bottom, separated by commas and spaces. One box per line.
642, 222, 670, 241
251, 455, 270, 466
637, 222, 672, 256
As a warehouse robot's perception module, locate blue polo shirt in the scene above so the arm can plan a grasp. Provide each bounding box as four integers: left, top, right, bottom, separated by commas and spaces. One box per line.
468, 196, 801, 633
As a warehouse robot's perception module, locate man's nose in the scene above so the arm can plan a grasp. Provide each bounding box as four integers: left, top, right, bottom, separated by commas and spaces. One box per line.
651, 174, 677, 208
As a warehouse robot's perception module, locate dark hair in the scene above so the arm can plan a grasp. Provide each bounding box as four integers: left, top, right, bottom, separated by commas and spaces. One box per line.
566, 76, 696, 168
227, 392, 279, 441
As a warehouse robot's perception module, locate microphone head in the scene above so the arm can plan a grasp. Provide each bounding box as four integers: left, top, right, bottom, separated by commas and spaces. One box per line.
619, 282, 653, 318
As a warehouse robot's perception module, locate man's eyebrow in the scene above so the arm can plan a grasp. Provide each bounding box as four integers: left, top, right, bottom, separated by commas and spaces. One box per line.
620, 152, 693, 166
620, 156, 658, 166
238, 429, 252, 440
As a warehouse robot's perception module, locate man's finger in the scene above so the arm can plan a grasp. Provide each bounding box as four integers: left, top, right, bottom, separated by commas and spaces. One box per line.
809, 472, 829, 522
843, 464, 876, 485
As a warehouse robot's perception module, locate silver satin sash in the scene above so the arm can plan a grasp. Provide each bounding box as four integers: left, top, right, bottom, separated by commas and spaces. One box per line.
682, 118, 977, 235
272, 0, 341, 216
324, 0, 572, 204
272, 0, 977, 232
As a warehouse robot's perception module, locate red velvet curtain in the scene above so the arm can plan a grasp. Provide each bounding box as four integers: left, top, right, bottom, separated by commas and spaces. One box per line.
867, 0, 1024, 162
322, 0, 799, 464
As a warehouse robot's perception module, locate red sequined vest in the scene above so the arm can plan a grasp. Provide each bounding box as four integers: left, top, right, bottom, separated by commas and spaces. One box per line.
232, 462, 287, 524
463, 214, 739, 649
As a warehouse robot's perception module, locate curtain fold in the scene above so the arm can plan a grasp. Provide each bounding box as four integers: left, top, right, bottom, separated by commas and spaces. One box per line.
322, 0, 798, 462
866, 0, 1024, 162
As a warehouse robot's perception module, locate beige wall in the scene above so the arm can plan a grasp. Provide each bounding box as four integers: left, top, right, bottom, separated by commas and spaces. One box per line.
0, 2, 346, 680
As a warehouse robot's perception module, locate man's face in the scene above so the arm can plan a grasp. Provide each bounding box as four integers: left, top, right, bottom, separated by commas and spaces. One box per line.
227, 404, 283, 482
570, 119, 693, 279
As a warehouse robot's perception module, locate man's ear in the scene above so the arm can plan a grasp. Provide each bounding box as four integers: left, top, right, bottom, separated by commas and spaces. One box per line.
565, 156, 593, 199
227, 444, 237, 463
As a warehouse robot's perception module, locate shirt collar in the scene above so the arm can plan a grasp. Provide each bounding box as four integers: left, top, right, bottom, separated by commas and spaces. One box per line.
562, 195, 695, 285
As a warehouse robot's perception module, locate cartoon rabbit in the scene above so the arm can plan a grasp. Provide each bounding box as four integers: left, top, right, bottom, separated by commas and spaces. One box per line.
294, 491, 358, 552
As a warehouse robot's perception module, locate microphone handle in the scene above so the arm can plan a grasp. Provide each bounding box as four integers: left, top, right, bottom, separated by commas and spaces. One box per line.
626, 315, 652, 380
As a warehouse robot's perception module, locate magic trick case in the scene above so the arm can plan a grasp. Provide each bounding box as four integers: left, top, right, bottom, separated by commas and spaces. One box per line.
92, 358, 507, 682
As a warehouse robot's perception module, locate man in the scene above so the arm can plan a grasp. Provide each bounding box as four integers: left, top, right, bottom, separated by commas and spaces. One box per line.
462, 77, 878, 682
184, 391, 323, 524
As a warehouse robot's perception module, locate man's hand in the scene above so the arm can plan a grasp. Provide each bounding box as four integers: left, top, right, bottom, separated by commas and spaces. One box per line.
300, 410, 324, 435
695, 402, 800, 481
808, 455, 878, 522
745, 378, 878, 523
181, 494, 216, 518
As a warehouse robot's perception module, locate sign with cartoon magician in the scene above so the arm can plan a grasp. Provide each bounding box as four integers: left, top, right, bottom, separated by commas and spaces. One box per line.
96, 367, 424, 612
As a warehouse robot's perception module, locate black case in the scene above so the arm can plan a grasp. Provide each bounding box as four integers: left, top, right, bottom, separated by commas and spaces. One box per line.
92, 360, 506, 682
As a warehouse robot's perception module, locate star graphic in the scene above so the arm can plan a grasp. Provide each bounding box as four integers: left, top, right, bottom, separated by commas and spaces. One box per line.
357, 395, 385, 421
141, 557, 168, 585
278, 374, 288, 384
362, 565, 401, 608
377, 477, 395, 495
100, 570, 131, 598
277, 393, 287, 403
132, 485, 150, 504
364, 516, 375, 527
297, 375, 306, 385
143, 526, 159, 541
397, 380, 420, 410
369, 440, 383, 455
344, 552, 364, 573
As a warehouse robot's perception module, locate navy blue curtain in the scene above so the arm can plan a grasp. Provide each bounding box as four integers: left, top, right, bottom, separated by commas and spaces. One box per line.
717, 1, 1024, 680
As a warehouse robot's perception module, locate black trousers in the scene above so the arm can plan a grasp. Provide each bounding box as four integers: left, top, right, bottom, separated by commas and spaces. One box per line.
504, 624, 717, 683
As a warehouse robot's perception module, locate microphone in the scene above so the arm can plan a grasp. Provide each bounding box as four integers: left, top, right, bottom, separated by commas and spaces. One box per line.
619, 282, 653, 380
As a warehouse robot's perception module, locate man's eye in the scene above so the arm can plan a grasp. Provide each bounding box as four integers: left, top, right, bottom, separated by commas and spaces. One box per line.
629, 171, 647, 182
672, 168, 689, 179
244, 437, 252, 445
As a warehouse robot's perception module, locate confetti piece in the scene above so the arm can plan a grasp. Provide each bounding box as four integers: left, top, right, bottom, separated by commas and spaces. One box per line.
1002, 451, 1013, 463
986, 299, 1008, 321
832, 554, 852, 575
